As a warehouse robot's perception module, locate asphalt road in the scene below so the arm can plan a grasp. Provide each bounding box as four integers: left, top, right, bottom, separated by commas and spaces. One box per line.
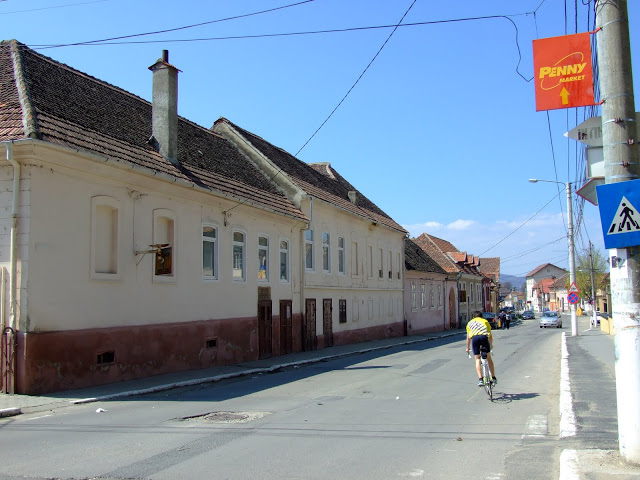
0, 319, 568, 480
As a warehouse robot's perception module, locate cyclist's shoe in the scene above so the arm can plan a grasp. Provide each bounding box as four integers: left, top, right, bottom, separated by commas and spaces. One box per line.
477, 379, 484, 387
492, 376, 498, 386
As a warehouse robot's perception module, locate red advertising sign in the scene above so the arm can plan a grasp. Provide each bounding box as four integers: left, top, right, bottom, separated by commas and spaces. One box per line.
532, 32, 595, 111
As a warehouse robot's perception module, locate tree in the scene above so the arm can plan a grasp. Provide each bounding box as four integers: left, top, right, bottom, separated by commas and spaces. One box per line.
574, 245, 609, 303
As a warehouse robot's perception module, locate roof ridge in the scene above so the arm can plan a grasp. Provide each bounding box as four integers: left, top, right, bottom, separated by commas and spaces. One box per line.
9, 40, 38, 138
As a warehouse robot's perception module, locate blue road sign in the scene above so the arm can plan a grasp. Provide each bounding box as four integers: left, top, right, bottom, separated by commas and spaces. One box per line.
596, 179, 640, 249
567, 292, 579, 304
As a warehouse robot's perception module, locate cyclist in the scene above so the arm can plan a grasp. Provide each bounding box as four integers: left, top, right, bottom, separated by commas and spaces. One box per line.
465, 310, 497, 387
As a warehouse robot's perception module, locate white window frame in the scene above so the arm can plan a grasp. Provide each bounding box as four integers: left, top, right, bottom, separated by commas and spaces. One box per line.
202, 224, 218, 280
430, 283, 435, 308
305, 229, 314, 271
232, 229, 246, 282
322, 232, 331, 273
90, 196, 120, 281
338, 236, 345, 275
153, 208, 176, 283
420, 283, 427, 309
279, 238, 290, 283
411, 282, 417, 310
257, 234, 269, 282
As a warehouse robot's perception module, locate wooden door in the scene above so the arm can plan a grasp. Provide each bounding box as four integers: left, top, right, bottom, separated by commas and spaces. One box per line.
279, 300, 293, 355
258, 300, 272, 359
303, 298, 317, 351
323, 298, 333, 347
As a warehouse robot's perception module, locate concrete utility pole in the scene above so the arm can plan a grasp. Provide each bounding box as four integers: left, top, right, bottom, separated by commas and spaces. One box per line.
589, 242, 598, 327
596, 0, 640, 465
566, 181, 578, 336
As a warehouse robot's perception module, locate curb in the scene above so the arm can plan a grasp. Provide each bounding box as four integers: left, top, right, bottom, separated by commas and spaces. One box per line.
0, 407, 21, 418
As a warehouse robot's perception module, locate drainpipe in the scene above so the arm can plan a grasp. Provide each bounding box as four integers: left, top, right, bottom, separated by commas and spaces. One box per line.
4, 142, 19, 331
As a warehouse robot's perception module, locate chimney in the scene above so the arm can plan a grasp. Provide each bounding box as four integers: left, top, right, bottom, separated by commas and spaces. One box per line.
148, 50, 180, 166
348, 191, 357, 204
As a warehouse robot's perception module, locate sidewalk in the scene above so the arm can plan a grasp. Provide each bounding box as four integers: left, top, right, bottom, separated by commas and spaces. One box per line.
0, 329, 465, 417
561, 315, 640, 479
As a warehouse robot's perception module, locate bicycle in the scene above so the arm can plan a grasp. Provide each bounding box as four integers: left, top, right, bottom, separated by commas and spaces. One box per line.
469, 345, 494, 401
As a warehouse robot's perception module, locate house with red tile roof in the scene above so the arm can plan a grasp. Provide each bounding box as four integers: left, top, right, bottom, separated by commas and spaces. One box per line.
525, 263, 567, 312
412, 233, 491, 326
0, 41, 406, 394
403, 238, 452, 334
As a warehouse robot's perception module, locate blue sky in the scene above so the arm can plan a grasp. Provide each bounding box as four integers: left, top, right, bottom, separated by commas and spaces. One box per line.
3, 0, 638, 276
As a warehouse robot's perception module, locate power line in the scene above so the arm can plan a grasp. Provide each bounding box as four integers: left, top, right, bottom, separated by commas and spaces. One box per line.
0, 0, 110, 15
295, 0, 419, 156
33, 0, 317, 49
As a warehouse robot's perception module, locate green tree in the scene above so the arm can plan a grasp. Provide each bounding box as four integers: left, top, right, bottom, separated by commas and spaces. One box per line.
574, 245, 608, 302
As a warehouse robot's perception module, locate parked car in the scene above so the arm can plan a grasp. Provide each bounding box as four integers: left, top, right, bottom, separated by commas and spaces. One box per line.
539, 311, 562, 328
482, 312, 498, 329
522, 310, 535, 320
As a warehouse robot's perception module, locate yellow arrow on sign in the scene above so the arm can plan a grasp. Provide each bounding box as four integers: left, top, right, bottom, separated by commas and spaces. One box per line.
560, 87, 570, 105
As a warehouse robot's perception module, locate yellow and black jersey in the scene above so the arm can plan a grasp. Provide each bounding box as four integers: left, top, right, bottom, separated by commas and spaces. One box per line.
466, 316, 492, 338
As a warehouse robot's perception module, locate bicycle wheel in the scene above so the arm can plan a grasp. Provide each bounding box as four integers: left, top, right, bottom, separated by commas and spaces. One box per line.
482, 363, 493, 401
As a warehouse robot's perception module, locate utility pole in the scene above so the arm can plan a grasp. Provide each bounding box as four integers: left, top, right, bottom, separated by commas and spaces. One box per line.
567, 181, 578, 336
589, 242, 597, 327
596, 0, 640, 465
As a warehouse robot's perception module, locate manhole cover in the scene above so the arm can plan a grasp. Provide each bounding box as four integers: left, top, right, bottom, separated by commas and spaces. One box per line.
180, 411, 270, 424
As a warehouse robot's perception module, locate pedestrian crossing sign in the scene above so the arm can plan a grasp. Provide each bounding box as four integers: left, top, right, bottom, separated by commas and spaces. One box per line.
596, 179, 640, 248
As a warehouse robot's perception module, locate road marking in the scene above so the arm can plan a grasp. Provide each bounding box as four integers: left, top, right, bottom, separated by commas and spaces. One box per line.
560, 333, 577, 437
397, 468, 424, 477
522, 414, 548, 438
559, 449, 580, 480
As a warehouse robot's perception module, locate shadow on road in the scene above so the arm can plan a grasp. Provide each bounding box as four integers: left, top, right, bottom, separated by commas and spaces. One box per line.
491, 391, 540, 403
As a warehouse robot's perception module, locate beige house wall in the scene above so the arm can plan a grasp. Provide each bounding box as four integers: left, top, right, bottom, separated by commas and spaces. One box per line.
300, 196, 405, 344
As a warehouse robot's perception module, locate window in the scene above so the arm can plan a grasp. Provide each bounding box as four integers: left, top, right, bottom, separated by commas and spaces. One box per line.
469, 283, 473, 302
420, 283, 426, 309
388, 251, 393, 279
459, 282, 467, 302
322, 232, 330, 272
258, 235, 269, 281
477, 284, 481, 304
338, 237, 345, 275
280, 239, 289, 282
430, 283, 435, 308
351, 241, 358, 277
378, 248, 383, 278
91, 196, 119, 279
339, 299, 347, 323
232, 230, 245, 281
368, 245, 373, 277
397, 252, 401, 279
202, 225, 217, 279
438, 284, 443, 307
153, 209, 175, 278
305, 229, 314, 270
411, 282, 417, 310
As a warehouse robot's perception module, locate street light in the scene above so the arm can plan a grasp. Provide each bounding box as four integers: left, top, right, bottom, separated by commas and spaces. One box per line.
529, 178, 578, 336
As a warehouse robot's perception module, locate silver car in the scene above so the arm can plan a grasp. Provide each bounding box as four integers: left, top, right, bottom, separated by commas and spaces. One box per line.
540, 311, 562, 328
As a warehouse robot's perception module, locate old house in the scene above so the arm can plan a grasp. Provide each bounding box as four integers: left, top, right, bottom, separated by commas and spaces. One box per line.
525, 263, 567, 312
213, 119, 408, 348
403, 238, 450, 334
0, 41, 407, 394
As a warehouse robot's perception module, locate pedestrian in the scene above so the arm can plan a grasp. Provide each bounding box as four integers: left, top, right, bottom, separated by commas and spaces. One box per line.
499, 311, 506, 330
504, 312, 511, 330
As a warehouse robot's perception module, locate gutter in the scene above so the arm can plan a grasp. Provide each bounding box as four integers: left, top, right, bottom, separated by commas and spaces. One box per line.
3, 142, 19, 331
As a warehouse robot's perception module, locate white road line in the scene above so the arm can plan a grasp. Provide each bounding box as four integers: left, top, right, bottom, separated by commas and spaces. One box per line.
559, 449, 580, 480
560, 332, 577, 438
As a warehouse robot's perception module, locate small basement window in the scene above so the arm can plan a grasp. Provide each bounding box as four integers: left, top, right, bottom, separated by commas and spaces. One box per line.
206, 338, 217, 349
97, 351, 115, 365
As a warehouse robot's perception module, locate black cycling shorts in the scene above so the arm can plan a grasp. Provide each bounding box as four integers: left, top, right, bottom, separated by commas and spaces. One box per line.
471, 335, 491, 356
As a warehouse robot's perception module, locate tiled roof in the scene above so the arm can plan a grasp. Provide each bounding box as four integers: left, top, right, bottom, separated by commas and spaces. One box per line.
428, 234, 459, 255
534, 277, 555, 294
404, 238, 447, 274
213, 118, 406, 234
0, 40, 307, 222
412, 233, 458, 274
526, 263, 566, 277
478, 257, 500, 282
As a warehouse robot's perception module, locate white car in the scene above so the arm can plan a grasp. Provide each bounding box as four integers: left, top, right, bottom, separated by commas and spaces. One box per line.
539, 311, 562, 328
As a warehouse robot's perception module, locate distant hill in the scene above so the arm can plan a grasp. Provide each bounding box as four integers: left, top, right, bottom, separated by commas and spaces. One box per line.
500, 274, 526, 291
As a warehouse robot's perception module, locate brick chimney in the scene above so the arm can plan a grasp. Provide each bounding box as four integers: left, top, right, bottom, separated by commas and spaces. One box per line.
148, 50, 180, 166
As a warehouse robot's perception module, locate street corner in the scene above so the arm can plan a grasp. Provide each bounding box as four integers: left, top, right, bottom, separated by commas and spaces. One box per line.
560, 449, 640, 479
